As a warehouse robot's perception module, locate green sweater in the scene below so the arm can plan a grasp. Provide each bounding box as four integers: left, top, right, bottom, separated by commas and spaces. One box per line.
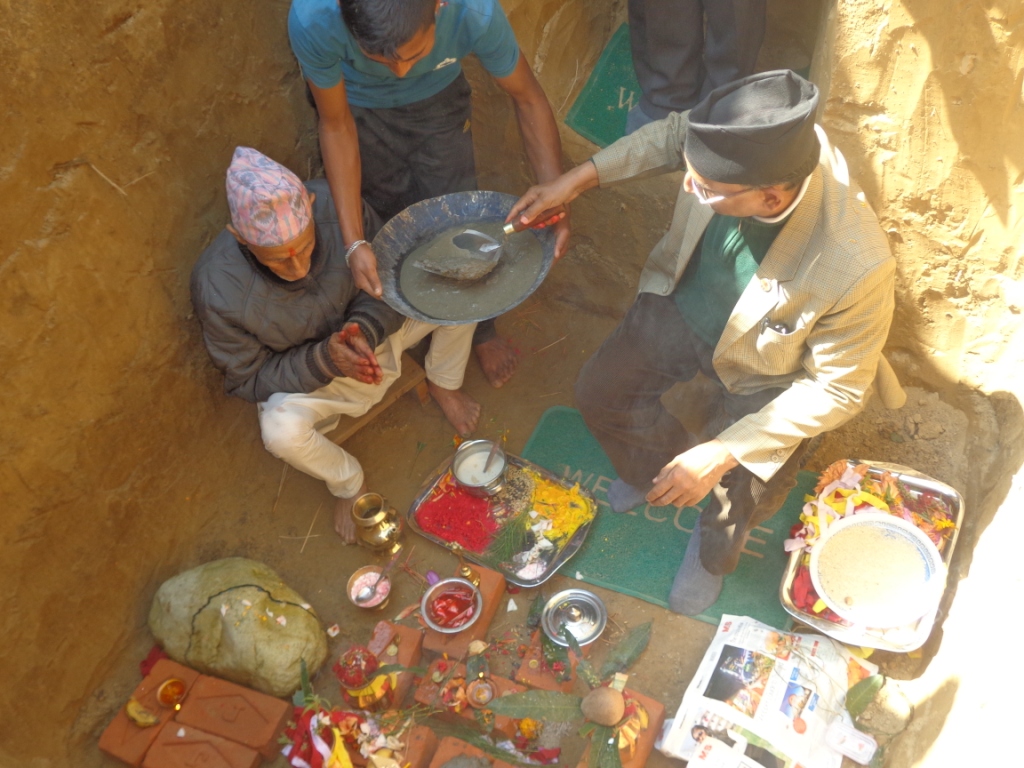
673, 215, 786, 347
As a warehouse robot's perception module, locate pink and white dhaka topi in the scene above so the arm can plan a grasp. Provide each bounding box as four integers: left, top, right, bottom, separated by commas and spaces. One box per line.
225, 146, 311, 247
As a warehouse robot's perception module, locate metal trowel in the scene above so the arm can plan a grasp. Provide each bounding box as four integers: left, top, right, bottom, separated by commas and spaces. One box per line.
414, 229, 504, 281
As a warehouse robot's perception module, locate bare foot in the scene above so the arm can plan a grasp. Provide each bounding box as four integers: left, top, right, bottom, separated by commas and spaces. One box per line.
333, 483, 367, 544
474, 337, 518, 388
428, 382, 481, 435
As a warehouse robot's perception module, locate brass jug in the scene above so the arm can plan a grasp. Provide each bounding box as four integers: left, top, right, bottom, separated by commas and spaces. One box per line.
351, 492, 403, 553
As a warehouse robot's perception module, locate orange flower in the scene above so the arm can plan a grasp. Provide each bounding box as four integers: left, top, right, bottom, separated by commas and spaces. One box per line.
814, 460, 854, 494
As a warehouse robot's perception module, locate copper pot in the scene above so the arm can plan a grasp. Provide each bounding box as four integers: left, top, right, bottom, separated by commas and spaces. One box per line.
351, 493, 403, 553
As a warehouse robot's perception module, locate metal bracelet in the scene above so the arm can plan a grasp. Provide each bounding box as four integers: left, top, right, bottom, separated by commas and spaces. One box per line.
344, 239, 369, 267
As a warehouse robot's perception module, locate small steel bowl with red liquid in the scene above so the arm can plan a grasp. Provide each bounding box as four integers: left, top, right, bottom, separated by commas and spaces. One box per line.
420, 577, 483, 634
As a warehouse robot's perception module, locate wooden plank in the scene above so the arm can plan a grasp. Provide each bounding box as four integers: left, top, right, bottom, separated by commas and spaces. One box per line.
326, 353, 429, 445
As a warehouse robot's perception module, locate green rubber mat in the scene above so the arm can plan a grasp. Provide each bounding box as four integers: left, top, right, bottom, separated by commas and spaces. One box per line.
521, 406, 815, 628
564, 23, 641, 148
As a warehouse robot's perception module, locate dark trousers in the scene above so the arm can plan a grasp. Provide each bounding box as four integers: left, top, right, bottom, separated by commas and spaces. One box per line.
575, 292, 808, 574
628, 0, 766, 117
351, 74, 494, 344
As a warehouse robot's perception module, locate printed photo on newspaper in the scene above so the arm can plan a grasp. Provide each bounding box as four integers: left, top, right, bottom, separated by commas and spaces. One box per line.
660, 615, 877, 768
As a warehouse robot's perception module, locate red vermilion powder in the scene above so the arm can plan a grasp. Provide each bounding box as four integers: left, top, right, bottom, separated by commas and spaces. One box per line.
416, 486, 498, 552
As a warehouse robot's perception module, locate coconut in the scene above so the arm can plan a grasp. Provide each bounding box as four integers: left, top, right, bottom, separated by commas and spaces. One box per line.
581, 686, 626, 726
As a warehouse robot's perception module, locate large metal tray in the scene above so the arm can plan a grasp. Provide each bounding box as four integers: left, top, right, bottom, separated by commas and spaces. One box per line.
779, 460, 964, 652
407, 453, 595, 587
373, 191, 555, 325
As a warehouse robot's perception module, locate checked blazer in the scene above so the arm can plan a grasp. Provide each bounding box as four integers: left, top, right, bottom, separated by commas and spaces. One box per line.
590, 111, 905, 481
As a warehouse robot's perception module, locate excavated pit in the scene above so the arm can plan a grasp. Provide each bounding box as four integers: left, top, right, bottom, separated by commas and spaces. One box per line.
2, 1, 1022, 766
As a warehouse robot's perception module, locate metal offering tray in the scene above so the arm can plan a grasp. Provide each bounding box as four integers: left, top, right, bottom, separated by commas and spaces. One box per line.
408, 453, 596, 588
779, 460, 964, 652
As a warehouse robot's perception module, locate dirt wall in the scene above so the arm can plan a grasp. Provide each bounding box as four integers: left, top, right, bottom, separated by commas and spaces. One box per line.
812, 2, 1024, 765
814, 0, 1024, 395
0, 2, 316, 763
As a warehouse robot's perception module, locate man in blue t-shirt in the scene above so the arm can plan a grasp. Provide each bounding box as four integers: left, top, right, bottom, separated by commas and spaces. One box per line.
289, 0, 569, 388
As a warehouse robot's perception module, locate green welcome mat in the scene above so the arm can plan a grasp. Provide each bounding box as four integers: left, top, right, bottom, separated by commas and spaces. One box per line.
521, 406, 815, 628
564, 23, 642, 148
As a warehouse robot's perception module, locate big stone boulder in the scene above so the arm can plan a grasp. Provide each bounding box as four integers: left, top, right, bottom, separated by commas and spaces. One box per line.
148, 557, 327, 697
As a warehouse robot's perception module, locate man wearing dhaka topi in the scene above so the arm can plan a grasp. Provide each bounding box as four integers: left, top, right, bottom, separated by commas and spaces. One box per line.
191, 147, 479, 541
508, 71, 904, 615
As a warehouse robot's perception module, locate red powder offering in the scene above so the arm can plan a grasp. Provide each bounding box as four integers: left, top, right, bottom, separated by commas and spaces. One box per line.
416, 486, 498, 552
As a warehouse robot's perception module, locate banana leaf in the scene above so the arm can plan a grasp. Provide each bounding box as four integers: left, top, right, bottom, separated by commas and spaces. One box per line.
466, 653, 488, 681
376, 663, 427, 678
527, 591, 546, 630
427, 720, 542, 767
599, 621, 652, 679
846, 674, 884, 718
541, 632, 572, 681
293, 658, 313, 706
561, 626, 601, 689
487, 689, 583, 721
588, 725, 622, 768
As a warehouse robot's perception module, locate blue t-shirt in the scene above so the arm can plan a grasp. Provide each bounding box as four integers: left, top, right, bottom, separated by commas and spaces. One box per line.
288, 0, 520, 108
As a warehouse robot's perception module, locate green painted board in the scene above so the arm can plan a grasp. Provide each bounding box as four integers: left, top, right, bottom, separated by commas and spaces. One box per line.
565, 23, 641, 148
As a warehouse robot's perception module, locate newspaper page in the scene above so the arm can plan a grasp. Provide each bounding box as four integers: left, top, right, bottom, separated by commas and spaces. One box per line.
660, 615, 877, 768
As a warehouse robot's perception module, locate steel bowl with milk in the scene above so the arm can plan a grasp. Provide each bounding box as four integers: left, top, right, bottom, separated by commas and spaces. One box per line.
452, 439, 506, 497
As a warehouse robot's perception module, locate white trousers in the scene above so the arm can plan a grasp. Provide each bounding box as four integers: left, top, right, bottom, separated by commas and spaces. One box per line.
259, 319, 475, 498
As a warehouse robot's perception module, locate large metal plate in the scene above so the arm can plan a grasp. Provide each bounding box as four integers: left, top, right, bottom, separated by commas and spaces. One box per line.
373, 191, 556, 325
407, 453, 595, 587
779, 460, 964, 652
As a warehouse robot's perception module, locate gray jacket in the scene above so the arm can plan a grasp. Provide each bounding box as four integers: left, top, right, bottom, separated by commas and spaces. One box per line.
190, 179, 402, 403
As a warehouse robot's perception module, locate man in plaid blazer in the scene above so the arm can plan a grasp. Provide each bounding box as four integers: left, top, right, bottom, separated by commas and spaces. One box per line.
508, 70, 904, 614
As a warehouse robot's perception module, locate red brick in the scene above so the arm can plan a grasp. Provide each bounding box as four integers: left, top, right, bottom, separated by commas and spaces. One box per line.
423, 567, 506, 658
365, 620, 424, 708
367, 620, 399, 655
413, 658, 525, 738
98, 660, 202, 767
513, 631, 588, 693
399, 724, 439, 768
574, 688, 666, 768
427, 736, 516, 768
141, 723, 260, 768
174, 675, 290, 759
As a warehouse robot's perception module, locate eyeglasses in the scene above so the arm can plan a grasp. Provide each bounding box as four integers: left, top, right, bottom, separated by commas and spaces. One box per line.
686, 175, 758, 205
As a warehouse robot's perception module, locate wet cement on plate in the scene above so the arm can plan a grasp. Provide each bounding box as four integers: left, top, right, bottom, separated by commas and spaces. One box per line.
399, 221, 544, 322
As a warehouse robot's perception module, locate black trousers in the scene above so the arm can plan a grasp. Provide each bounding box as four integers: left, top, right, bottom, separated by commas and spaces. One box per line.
575, 292, 808, 574
628, 0, 766, 117
351, 74, 494, 344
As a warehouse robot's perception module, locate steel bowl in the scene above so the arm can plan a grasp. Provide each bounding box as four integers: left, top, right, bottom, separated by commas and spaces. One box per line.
347, 565, 392, 610
452, 439, 507, 497
541, 589, 607, 647
420, 577, 483, 634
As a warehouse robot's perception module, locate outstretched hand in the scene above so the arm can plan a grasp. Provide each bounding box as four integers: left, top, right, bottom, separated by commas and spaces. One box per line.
646, 440, 739, 509
348, 243, 382, 298
328, 322, 383, 384
506, 162, 597, 240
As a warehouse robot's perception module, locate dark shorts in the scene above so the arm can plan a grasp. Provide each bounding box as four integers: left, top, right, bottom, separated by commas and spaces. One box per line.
351, 74, 495, 345
351, 73, 477, 221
